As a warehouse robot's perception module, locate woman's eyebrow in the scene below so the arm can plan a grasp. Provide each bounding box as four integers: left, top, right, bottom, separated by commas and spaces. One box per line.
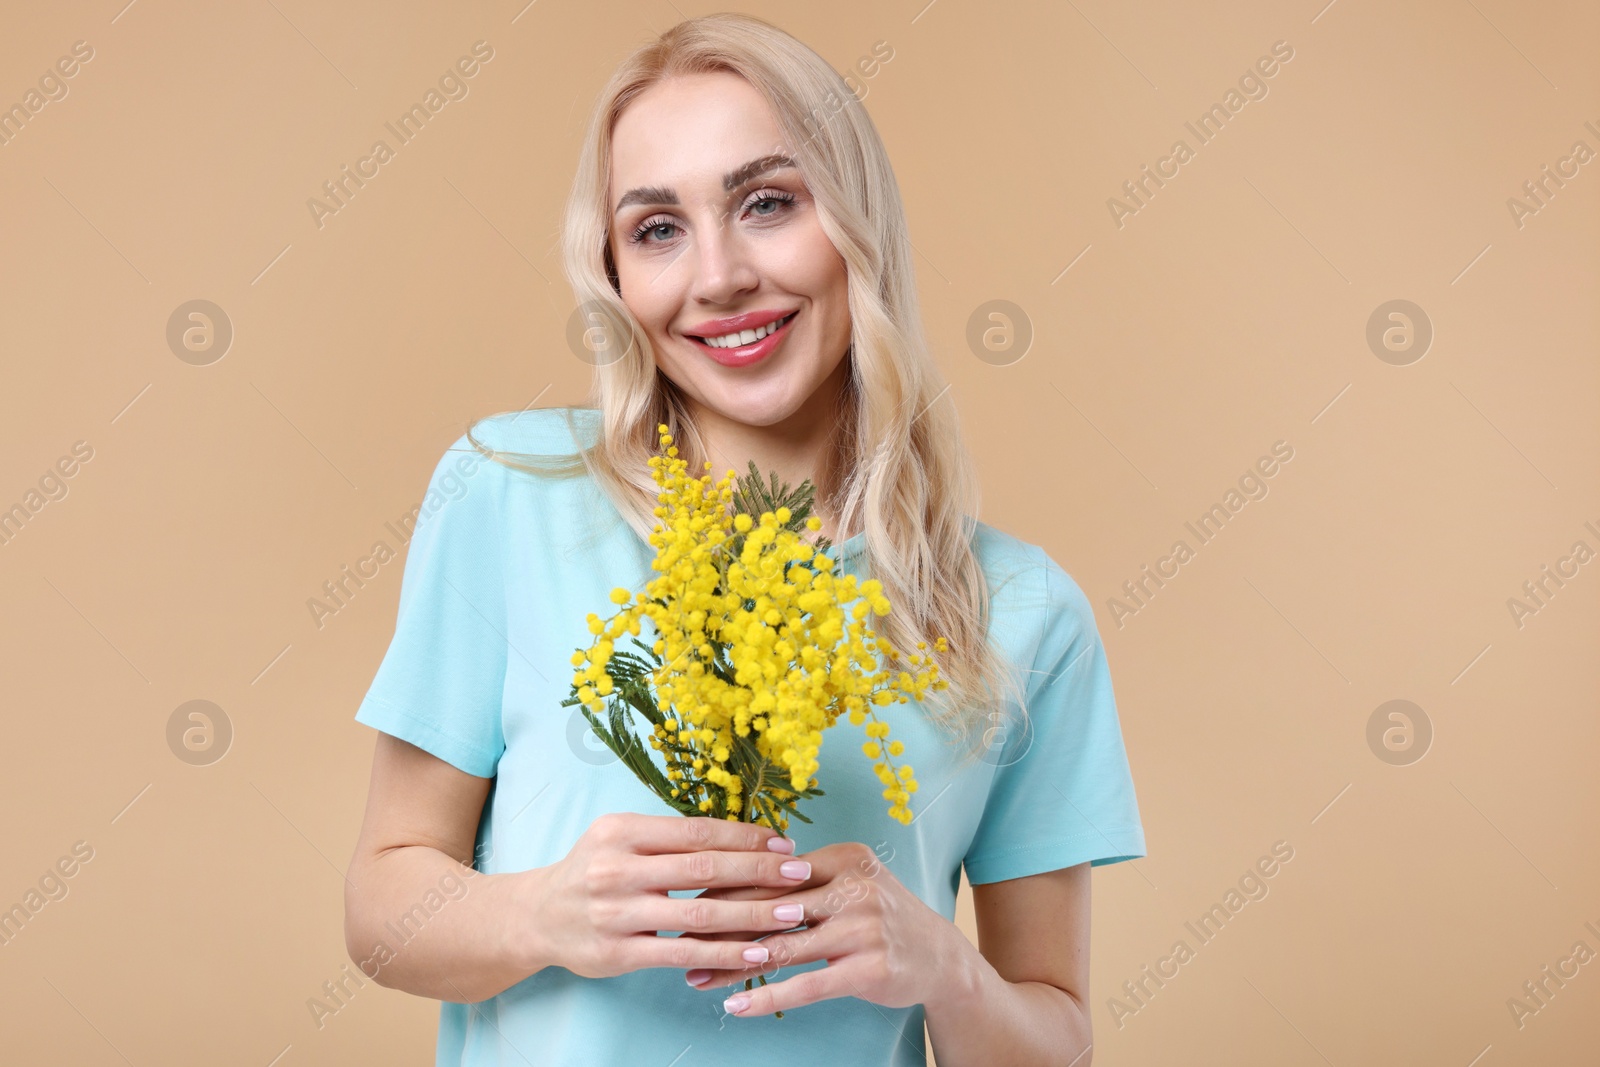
613, 153, 796, 215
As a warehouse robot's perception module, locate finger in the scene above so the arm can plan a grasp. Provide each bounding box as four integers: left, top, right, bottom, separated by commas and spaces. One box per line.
636, 893, 812, 940
695, 882, 798, 904
683, 913, 839, 991
630, 931, 785, 976
610, 813, 795, 857
689, 844, 870, 902
693, 843, 868, 903
673, 887, 812, 942
679, 929, 746, 944
628, 851, 814, 893
717, 956, 858, 1017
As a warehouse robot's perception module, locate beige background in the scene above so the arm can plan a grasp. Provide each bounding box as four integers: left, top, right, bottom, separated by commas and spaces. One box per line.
1, 0, 1596, 1063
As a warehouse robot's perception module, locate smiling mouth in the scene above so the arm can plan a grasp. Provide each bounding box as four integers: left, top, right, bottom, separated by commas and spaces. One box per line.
690, 311, 798, 349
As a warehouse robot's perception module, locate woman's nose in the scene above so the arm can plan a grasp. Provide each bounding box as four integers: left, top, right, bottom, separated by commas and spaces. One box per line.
688, 214, 760, 304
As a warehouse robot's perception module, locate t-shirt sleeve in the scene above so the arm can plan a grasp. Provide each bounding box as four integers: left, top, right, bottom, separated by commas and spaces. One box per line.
963, 550, 1147, 885
352, 430, 508, 779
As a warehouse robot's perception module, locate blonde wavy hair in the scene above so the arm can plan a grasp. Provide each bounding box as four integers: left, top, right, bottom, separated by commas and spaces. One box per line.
469, 12, 1026, 768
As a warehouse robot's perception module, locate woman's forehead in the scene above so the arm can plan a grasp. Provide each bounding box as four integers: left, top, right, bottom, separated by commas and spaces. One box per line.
610, 75, 787, 196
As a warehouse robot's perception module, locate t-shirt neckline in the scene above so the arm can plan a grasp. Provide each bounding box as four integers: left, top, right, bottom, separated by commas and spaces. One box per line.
826, 528, 866, 562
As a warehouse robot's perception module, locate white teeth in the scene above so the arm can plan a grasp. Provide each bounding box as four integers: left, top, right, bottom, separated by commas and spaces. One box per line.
700, 312, 793, 348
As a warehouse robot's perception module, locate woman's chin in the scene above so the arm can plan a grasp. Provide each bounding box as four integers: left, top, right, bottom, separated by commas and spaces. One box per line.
670, 362, 845, 430
711, 402, 795, 429
694, 385, 811, 428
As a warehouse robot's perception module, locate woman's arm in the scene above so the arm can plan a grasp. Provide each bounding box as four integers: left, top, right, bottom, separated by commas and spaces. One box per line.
344, 733, 541, 1003
345, 734, 815, 1004
925, 862, 1094, 1066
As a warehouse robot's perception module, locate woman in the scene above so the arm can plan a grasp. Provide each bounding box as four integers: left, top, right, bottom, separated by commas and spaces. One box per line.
344, 12, 1144, 1065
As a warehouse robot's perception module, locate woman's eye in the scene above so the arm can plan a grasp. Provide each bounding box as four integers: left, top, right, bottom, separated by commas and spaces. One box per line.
628, 193, 793, 246
747, 191, 794, 217
630, 219, 678, 245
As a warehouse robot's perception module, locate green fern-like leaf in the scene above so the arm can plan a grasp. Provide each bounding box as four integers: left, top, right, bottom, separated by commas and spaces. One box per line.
729, 461, 833, 559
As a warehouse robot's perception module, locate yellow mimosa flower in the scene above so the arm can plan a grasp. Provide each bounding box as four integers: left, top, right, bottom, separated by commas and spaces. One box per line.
562, 425, 950, 832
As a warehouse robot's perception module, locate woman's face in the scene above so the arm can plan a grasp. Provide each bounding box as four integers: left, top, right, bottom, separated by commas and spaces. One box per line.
607, 72, 852, 429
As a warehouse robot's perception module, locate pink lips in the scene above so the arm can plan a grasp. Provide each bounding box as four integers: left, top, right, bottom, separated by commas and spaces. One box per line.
690, 310, 797, 368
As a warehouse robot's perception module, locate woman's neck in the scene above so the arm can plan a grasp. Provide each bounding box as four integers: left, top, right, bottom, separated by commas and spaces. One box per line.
682, 362, 852, 544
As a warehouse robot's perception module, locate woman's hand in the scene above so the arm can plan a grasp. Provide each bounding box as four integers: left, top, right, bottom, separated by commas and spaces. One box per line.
677, 840, 969, 1017
508, 812, 815, 981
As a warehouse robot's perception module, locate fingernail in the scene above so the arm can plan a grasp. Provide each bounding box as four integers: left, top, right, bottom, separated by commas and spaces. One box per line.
742, 946, 769, 963
780, 860, 810, 880
685, 969, 712, 986
766, 837, 795, 854
773, 903, 803, 922
724, 994, 751, 1014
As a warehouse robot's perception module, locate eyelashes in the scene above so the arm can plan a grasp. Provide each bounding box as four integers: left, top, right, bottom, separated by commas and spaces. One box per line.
626, 190, 797, 246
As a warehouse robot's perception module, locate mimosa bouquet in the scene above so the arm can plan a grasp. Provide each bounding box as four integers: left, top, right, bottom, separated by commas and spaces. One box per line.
562, 425, 949, 833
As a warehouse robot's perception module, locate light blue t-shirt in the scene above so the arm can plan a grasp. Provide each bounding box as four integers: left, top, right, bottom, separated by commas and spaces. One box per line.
354, 406, 1145, 1066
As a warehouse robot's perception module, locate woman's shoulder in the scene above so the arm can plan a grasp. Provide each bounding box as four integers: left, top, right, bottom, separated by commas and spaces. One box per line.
459, 405, 602, 456
969, 519, 1098, 649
